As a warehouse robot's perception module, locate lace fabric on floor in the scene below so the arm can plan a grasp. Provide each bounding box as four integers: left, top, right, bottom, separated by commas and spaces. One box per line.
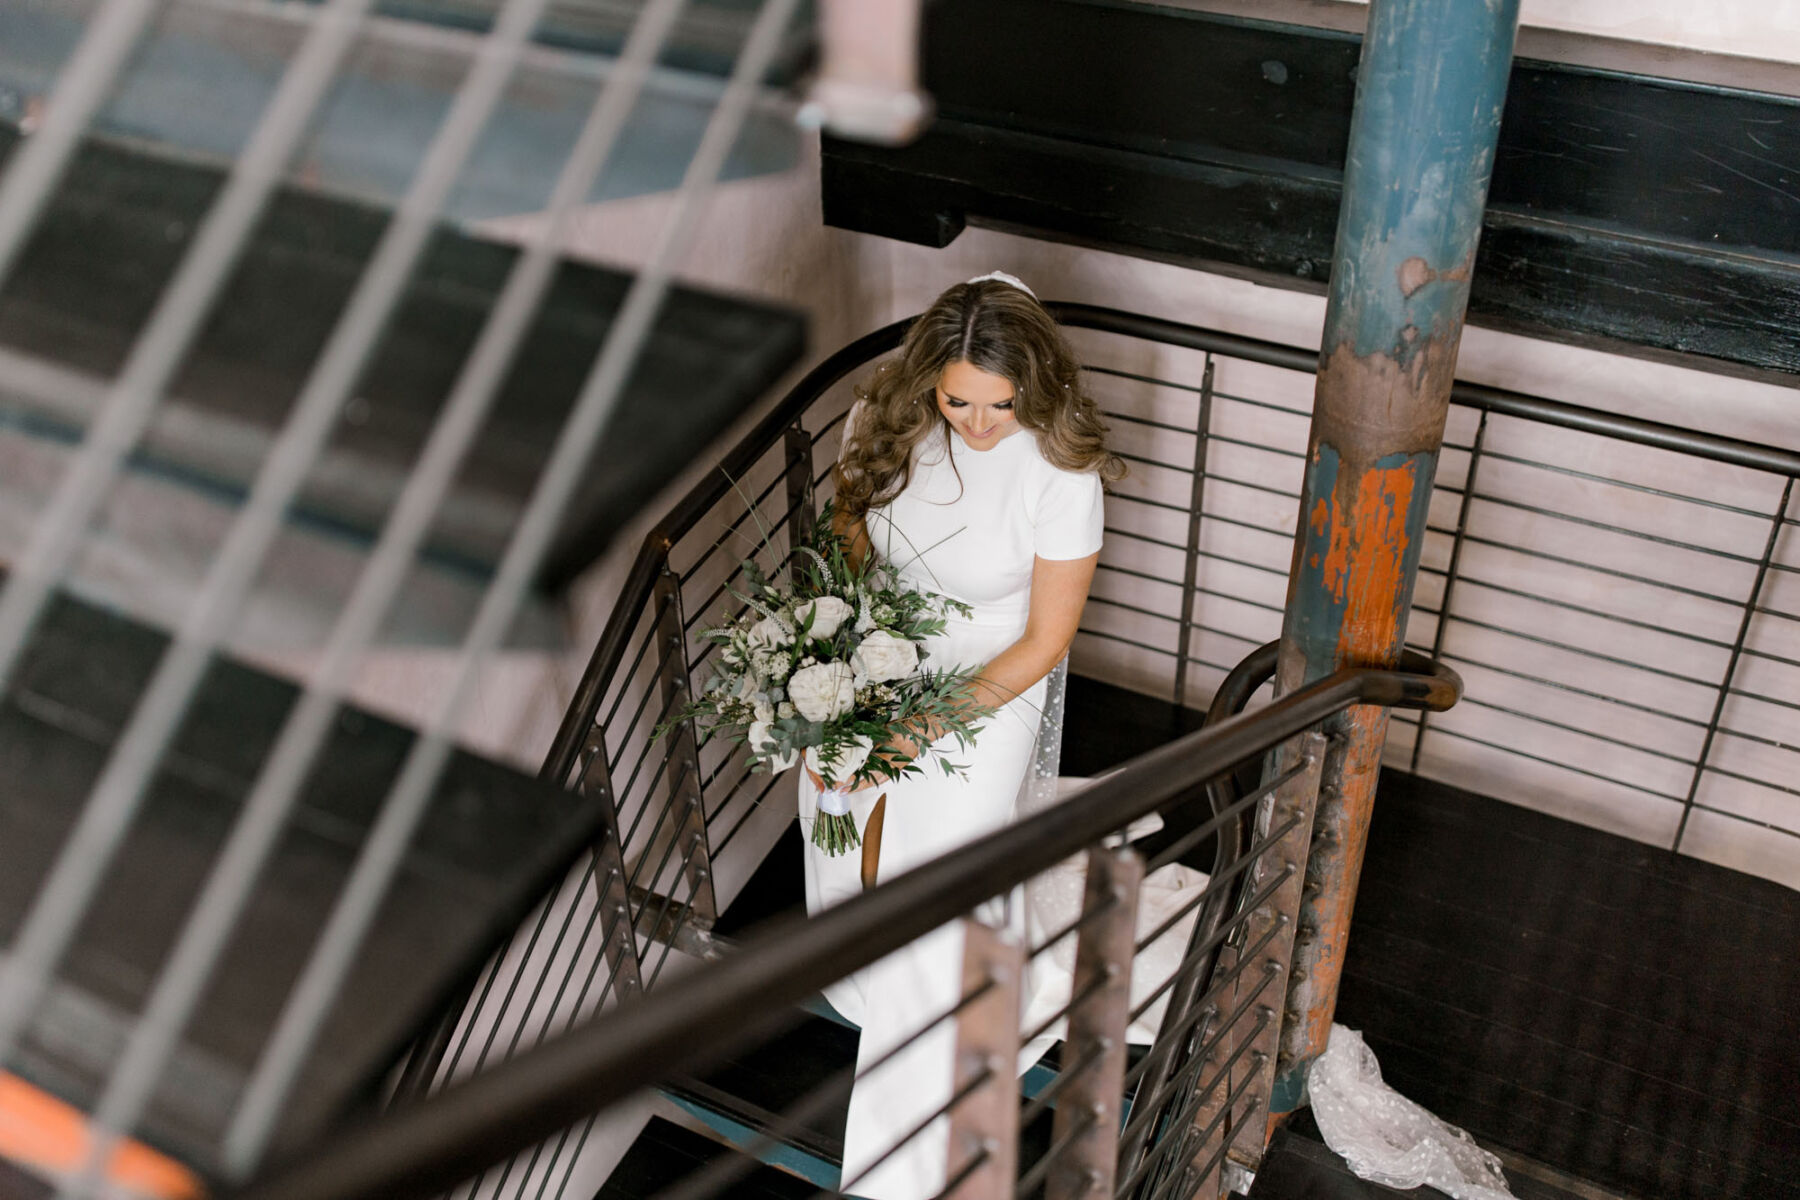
1310, 1025, 1517, 1200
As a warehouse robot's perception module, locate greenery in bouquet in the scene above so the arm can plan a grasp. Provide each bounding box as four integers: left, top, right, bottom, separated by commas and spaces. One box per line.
658, 500, 987, 856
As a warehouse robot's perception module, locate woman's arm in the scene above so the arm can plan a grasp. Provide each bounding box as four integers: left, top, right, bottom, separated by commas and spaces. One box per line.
830, 502, 872, 574
889, 550, 1099, 759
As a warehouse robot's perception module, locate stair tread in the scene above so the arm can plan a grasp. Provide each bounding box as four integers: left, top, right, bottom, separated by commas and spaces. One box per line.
1052, 677, 1800, 1200
1252, 1118, 1608, 1200
0, 587, 604, 1180
596, 1116, 823, 1200
1336, 771, 1800, 1200
1249, 1125, 1458, 1200
670, 1010, 860, 1164
712, 823, 808, 940
2, 0, 808, 222
0, 128, 807, 598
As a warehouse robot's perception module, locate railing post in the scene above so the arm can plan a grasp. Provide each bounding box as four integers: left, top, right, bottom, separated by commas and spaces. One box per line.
1173, 356, 1215, 709
1046, 848, 1143, 1200
579, 726, 645, 1001
1272, 0, 1519, 1108
1202, 734, 1332, 1180
652, 562, 719, 925
1673, 475, 1795, 852
1410, 409, 1486, 773
783, 419, 819, 583
945, 920, 1024, 1199
387, 720, 648, 1108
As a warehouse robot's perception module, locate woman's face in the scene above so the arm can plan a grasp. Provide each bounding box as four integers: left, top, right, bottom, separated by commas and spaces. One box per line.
935, 359, 1019, 450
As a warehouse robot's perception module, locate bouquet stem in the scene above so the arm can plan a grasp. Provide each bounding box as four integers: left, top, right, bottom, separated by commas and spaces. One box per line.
811, 811, 862, 856
812, 784, 861, 856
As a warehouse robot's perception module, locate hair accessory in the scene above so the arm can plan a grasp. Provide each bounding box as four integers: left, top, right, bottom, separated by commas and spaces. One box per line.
965, 270, 1036, 298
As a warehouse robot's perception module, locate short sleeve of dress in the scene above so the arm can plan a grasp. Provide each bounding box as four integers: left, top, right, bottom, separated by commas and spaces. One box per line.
1033, 467, 1105, 560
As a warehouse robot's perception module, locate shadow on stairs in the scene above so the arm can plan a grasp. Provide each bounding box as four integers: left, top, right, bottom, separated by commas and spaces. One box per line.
650, 672, 1800, 1200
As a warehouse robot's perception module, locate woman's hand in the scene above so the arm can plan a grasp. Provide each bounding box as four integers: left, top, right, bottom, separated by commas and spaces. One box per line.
805, 764, 877, 794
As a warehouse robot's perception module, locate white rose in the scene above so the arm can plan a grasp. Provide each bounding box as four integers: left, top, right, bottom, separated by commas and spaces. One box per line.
753, 698, 775, 725
777, 701, 796, 719
851, 630, 920, 684
748, 720, 797, 771
805, 734, 874, 786
796, 596, 852, 640
788, 660, 857, 722
749, 614, 791, 648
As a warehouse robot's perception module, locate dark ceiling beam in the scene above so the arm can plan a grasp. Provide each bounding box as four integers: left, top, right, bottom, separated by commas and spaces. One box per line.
821, 0, 1800, 384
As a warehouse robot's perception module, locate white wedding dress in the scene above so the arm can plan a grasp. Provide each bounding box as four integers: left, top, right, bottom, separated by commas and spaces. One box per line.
800, 415, 1103, 1200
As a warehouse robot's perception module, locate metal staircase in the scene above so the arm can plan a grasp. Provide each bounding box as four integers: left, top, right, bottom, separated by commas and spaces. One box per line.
4, 1, 1799, 1196
253, 301, 1791, 1200
0, 0, 828, 1192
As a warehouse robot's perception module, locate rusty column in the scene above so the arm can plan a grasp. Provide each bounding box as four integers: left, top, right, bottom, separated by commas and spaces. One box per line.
1270, 0, 1519, 1111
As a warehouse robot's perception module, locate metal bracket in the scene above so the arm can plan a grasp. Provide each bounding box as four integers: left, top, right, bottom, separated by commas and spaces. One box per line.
577, 727, 647, 1001
1047, 848, 1143, 1200
1192, 731, 1327, 1188
652, 565, 719, 924
945, 920, 1024, 1199
1173, 355, 1215, 708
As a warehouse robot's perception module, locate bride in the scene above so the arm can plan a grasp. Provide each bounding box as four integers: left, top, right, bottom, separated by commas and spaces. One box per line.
798, 272, 1125, 1200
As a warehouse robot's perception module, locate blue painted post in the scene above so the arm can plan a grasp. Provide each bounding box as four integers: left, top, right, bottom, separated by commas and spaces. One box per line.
1271, 0, 1519, 1112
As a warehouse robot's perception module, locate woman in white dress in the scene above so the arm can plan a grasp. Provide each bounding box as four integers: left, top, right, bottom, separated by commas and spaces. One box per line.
798, 273, 1124, 1200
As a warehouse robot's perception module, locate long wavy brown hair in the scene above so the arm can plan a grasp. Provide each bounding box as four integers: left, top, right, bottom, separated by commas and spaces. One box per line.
834, 280, 1126, 519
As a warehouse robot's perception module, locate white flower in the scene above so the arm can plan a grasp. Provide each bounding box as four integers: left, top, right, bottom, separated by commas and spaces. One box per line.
796, 595, 852, 640
753, 698, 775, 725
851, 630, 919, 683
751, 648, 791, 683
788, 660, 857, 722
805, 734, 873, 786
748, 720, 797, 771
748, 614, 790, 648
777, 701, 797, 719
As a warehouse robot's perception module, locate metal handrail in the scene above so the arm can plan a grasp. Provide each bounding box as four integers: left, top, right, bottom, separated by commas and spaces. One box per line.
341, 299, 1796, 1200
546, 301, 1800, 785
1044, 304, 1800, 478
229, 655, 1461, 1200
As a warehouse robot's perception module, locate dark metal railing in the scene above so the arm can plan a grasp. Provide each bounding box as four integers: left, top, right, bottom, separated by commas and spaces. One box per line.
344, 302, 1797, 1200
230, 655, 1461, 1200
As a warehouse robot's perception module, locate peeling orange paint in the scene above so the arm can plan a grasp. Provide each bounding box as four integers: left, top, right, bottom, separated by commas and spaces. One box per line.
1313, 463, 1416, 659
1339, 465, 1416, 658
0, 1072, 204, 1198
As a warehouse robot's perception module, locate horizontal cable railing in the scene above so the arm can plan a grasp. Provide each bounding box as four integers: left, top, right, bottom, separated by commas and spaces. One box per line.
387, 302, 1798, 1198
230, 655, 1461, 1200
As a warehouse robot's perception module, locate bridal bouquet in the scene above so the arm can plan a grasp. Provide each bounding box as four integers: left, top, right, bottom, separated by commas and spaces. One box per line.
660, 502, 986, 855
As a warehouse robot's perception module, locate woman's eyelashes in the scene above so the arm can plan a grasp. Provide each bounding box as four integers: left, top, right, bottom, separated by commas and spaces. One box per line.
942, 397, 1014, 411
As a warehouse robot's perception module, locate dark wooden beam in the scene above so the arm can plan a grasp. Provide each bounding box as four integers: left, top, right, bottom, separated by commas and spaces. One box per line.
822, 0, 1800, 383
